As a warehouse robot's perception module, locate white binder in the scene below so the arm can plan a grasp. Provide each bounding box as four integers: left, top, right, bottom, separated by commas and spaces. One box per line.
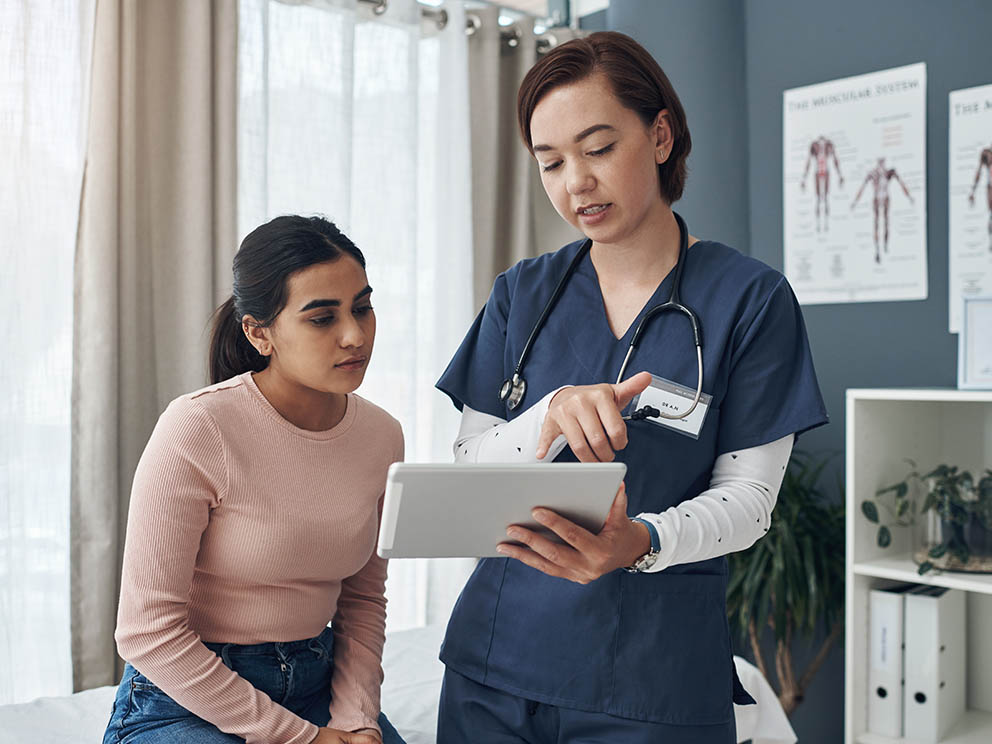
903, 586, 967, 744
867, 583, 916, 737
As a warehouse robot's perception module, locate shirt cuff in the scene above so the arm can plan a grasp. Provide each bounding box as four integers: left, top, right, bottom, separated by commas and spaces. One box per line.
630, 516, 660, 553
329, 714, 380, 737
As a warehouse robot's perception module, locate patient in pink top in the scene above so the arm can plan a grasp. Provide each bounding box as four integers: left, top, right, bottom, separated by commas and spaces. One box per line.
102, 215, 407, 744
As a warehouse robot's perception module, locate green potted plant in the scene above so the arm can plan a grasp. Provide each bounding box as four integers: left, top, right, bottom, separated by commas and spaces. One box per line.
861, 462, 992, 574
726, 451, 845, 715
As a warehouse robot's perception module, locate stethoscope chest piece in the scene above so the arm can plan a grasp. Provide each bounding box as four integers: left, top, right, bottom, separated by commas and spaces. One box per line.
499, 374, 526, 411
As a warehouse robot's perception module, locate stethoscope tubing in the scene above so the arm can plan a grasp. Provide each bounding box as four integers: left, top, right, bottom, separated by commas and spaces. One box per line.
500, 211, 703, 420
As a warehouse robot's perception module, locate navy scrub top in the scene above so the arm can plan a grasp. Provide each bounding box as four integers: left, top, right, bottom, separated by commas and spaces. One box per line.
436, 238, 828, 726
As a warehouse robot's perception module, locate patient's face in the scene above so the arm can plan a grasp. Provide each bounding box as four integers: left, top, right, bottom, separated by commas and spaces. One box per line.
263, 257, 376, 395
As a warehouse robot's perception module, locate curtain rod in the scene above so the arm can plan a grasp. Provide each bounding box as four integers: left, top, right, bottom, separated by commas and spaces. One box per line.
358, 0, 565, 51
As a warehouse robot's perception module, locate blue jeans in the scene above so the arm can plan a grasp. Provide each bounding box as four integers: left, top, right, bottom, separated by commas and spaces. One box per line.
103, 626, 406, 743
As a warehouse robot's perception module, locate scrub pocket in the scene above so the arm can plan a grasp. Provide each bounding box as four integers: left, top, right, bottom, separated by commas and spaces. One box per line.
613, 572, 742, 725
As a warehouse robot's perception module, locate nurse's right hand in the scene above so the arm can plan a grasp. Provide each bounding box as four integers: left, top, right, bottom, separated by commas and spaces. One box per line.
536, 371, 652, 462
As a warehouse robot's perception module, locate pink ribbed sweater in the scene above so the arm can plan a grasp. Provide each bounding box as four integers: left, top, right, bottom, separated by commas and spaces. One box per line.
115, 372, 403, 743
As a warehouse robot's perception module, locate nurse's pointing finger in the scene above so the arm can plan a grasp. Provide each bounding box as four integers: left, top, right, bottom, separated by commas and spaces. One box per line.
611, 371, 653, 410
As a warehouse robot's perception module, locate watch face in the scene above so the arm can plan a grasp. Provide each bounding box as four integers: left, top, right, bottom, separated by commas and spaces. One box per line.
635, 551, 660, 571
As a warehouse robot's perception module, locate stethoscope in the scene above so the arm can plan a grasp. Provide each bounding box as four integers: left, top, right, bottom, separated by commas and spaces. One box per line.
498, 211, 703, 421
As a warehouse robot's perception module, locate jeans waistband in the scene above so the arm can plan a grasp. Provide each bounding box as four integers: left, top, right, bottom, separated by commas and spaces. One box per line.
203, 624, 334, 657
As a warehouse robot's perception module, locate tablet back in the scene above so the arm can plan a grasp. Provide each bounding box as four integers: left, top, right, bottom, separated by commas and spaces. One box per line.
377, 462, 626, 559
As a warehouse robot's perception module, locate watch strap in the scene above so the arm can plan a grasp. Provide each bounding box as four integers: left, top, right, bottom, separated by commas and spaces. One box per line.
626, 517, 661, 572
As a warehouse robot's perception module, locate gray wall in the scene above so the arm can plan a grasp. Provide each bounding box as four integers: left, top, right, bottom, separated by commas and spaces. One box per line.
744, 0, 992, 460
601, 0, 751, 251
745, 3, 992, 739
745, 2, 992, 735
581, 0, 992, 742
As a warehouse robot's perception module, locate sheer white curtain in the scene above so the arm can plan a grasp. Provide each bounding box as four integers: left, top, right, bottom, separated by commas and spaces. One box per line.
0, 0, 95, 704
238, 0, 475, 632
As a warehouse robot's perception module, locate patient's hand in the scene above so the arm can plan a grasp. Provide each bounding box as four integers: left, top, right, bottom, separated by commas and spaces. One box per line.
311, 727, 382, 744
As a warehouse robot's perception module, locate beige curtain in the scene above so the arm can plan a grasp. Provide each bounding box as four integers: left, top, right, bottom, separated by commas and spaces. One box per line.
71, 0, 238, 691
467, 10, 582, 309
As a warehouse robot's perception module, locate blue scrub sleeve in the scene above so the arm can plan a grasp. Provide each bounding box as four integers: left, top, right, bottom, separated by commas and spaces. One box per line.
436, 272, 511, 419
716, 275, 828, 455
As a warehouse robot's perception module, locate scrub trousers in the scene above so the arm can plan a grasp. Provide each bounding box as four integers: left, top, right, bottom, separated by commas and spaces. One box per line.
437, 666, 737, 744
102, 626, 405, 743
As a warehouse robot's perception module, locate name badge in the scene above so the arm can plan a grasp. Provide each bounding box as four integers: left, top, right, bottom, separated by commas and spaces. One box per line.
629, 374, 712, 439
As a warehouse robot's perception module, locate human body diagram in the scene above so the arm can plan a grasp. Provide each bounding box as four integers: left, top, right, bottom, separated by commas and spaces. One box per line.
800, 135, 844, 232
851, 157, 914, 263
968, 146, 992, 252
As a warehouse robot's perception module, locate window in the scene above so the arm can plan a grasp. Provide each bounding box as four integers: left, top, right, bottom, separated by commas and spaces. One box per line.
0, 0, 94, 704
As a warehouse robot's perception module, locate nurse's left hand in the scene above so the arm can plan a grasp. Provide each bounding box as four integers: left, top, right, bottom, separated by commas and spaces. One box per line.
496, 483, 652, 584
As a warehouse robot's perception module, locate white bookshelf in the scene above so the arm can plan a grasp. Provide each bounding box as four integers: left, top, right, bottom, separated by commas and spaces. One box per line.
845, 389, 992, 744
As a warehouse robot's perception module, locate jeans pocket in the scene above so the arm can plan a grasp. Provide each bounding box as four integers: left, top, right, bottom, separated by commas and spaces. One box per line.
115, 677, 193, 740
130, 673, 160, 692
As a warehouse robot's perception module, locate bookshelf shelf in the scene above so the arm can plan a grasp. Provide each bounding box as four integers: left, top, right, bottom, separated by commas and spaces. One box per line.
845, 389, 992, 744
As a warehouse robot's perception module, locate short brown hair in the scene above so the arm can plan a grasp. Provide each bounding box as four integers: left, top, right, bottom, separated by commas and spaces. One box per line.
516, 31, 691, 203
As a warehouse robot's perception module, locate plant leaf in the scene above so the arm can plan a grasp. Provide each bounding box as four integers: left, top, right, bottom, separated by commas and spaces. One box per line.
928, 544, 947, 559
878, 525, 891, 548
861, 501, 879, 523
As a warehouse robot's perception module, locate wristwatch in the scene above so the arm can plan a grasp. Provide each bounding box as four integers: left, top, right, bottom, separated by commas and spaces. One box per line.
625, 517, 661, 573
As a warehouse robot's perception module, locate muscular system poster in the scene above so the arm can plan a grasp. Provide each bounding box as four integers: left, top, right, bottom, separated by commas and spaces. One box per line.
949, 83, 992, 332
783, 63, 927, 305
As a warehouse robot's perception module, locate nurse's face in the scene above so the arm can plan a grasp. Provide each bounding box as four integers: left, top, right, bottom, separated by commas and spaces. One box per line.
529, 73, 671, 245
253, 257, 376, 395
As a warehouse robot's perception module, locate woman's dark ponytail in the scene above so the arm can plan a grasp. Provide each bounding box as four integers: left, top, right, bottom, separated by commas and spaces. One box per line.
209, 296, 268, 384
207, 215, 365, 384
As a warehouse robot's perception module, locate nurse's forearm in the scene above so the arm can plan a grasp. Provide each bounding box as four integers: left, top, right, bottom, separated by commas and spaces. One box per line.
633, 433, 794, 572
453, 391, 570, 463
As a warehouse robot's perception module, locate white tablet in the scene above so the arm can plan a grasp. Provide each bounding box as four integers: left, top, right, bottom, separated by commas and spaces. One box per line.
377, 462, 626, 559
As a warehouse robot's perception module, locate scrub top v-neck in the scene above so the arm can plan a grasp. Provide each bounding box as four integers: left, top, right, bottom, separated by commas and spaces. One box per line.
436, 237, 828, 726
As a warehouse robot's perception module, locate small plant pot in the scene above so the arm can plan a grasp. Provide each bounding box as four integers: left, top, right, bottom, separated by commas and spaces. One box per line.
915, 516, 992, 573
964, 518, 992, 559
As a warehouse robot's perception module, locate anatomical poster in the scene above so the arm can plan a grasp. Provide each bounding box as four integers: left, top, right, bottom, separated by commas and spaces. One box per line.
784, 63, 927, 305
948, 83, 992, 332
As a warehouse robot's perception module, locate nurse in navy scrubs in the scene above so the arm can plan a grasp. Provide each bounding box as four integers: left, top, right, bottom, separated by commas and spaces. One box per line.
435, 31, 827, 744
